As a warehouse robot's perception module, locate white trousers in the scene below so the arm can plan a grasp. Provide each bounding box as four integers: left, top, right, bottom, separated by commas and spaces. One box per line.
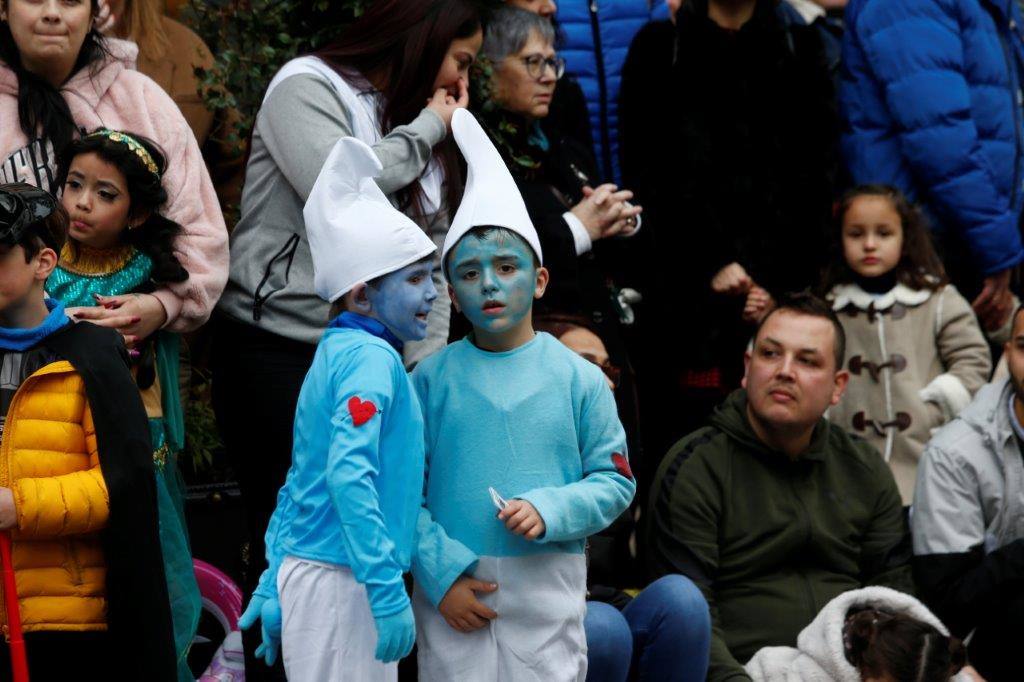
278, 556, 397, 682
413, 553, 588, 682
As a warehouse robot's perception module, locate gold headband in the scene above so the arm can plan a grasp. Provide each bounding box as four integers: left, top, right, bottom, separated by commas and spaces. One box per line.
85, 129, 160, 178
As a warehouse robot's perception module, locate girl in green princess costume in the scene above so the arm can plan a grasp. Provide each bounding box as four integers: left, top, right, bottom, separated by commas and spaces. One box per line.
46, 128, 201, 682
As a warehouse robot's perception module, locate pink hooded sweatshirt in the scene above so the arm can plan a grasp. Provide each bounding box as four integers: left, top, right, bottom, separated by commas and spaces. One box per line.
0, 39, 228, 333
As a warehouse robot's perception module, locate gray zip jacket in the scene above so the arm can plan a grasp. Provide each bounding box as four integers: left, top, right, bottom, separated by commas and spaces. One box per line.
217, 70, 447, 345
911, 379, 1024, 641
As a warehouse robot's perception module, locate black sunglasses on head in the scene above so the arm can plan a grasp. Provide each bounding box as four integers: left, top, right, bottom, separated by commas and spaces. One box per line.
0, 183, 58, 250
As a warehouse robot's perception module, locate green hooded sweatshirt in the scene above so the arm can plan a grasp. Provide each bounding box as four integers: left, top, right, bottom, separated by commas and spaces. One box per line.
647, 390, 913, 682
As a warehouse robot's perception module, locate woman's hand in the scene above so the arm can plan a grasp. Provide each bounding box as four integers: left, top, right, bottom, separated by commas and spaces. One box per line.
571, 184, 632, 241
66, 293, 168, 348
426, 78, 469, 132
711, 262, 752, 296
580, 186, 643, 239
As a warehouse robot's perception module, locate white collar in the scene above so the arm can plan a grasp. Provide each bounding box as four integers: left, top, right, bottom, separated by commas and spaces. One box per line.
829, 282, 932, 312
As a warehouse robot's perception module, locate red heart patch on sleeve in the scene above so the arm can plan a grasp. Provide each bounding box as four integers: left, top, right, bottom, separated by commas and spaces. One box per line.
348, 396, 377, 426
612, 453, 633, 480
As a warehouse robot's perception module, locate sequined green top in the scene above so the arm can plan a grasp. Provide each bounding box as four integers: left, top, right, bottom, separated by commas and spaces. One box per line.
46, 244, 154, 306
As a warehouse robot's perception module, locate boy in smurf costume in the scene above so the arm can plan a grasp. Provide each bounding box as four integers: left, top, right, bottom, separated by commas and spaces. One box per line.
238, 136, 438, 681
410, 109, 637, 681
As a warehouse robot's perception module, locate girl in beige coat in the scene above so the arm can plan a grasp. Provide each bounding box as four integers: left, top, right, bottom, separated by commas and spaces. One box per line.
824, 185, 991, 503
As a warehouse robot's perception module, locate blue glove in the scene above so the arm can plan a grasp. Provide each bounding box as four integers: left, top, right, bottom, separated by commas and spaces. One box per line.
373, 604, 416, 663
238, 594, 283, 666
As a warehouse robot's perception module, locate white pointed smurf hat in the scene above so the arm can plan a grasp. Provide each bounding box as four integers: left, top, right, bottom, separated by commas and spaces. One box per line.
442, 108, 543, 272
304, 136, 437, 302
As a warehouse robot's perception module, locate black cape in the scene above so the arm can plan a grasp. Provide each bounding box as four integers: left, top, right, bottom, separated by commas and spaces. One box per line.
44, 322, 176, 680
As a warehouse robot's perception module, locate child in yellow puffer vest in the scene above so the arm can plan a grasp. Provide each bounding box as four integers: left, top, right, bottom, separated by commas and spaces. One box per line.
0, 183, 175, 680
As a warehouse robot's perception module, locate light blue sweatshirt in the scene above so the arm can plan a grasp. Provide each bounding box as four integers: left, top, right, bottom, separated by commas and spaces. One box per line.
255, 313, 424, 618
411, 332, 635, 606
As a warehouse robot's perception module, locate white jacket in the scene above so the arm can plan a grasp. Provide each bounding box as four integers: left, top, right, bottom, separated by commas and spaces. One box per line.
744, 587, 970, 682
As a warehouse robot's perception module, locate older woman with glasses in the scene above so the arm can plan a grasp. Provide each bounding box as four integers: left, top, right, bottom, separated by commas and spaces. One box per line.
472, 7, 642, 325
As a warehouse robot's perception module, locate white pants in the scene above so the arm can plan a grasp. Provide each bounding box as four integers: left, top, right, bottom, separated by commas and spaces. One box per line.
278, 556, 397, 682
413, 553, 588, 682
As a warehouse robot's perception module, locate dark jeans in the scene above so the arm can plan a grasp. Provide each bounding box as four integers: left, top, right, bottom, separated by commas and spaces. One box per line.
584, 575, 711, 682
211, 313, 316, 682
0, 631, 112, 680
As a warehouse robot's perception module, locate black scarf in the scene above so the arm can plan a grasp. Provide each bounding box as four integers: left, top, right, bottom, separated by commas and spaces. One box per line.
44, 322, 176, 680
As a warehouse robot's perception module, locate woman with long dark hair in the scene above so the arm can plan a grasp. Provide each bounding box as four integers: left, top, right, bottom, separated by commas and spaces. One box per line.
0, 0, 228, 339
212, 1, 483, 676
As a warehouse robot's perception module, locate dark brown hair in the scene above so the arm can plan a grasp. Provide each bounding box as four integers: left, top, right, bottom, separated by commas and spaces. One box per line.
20, 202, 68, 261
314, 0, 484, 220
756, 291, 846, 370
844, 609, 966, 682
533, 312, 598, 341
56, 131, 188, 284
822, 184, 948, 293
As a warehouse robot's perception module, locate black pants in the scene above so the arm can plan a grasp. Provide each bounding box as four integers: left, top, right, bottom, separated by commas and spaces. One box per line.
211, 313, 316, 681
0, 631, 112, 681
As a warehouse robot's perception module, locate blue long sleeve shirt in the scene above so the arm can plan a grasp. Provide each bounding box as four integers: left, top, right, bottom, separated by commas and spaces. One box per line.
410, 332, 635, 606
255, 313, 424, 618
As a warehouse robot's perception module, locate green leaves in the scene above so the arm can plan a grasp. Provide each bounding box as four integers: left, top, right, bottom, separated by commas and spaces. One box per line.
181, 0, 364, 152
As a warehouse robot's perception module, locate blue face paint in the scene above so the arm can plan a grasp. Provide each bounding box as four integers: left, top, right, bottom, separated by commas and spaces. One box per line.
366, 260, 438, 342
449, 231, 537, 337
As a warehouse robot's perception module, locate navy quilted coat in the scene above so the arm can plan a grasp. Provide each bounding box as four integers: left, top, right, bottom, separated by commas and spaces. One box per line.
840, 0, 1024, 275
557, 0, 669, 184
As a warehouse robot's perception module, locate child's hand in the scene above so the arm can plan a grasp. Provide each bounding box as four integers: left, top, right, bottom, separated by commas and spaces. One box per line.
238, 594, 282, 666
711, 262, 752, 296
742, 285, 775, 324
438, 576, 497, 633
0, 487, 15, 531
961, 665, 987, 682
498, 499, 546, 540
373, 603, 416, 663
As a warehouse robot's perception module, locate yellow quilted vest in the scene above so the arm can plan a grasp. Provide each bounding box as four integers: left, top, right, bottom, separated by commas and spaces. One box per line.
0, 360, 109, 634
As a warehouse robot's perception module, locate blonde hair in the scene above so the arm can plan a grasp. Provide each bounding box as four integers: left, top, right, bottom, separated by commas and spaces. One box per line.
121, 0, 169, 62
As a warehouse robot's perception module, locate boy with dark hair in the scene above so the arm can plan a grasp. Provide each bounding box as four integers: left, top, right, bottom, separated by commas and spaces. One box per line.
411, 110, 636, 681
648, 291, 912, 682
0, 183, 176, 679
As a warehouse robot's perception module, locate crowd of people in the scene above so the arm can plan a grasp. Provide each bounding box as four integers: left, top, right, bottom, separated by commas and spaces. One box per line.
0, 0, 1021, 680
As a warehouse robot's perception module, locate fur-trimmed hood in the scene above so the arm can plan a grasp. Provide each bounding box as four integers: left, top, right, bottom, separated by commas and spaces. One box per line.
745, 587, 970, 681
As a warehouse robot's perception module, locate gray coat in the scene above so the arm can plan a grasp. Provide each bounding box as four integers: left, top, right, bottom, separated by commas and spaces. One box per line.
913, 379, 1024, 559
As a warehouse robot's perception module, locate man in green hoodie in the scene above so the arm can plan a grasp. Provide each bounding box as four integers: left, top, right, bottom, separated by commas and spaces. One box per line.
647, 292, 913, 682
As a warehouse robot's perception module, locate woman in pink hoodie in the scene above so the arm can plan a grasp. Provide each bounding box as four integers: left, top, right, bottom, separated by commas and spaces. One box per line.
0, 0, 227, 337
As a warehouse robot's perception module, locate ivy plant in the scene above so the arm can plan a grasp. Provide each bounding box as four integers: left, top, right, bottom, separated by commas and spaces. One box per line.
181, 0, 367, 152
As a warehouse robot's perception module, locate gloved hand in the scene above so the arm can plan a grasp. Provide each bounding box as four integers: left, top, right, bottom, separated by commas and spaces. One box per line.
373, 603, 416, 663
238, 594, 283, 666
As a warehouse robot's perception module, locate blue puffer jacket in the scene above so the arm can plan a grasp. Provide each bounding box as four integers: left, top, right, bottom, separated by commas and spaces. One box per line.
557, 0, 669, 184
841, 0, 1024, 275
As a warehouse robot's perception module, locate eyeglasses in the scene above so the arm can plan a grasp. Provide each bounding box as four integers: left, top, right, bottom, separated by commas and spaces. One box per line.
521, 54, 566, 81
0, 184, 57, 249
580, 353, 621, 389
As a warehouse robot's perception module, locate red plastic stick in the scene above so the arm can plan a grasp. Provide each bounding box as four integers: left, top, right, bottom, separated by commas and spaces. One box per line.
0, 533, 28, 682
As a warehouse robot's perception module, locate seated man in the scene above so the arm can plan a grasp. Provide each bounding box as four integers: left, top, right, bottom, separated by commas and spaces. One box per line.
912, 306, 1024, 682
647, 292, 913, 682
